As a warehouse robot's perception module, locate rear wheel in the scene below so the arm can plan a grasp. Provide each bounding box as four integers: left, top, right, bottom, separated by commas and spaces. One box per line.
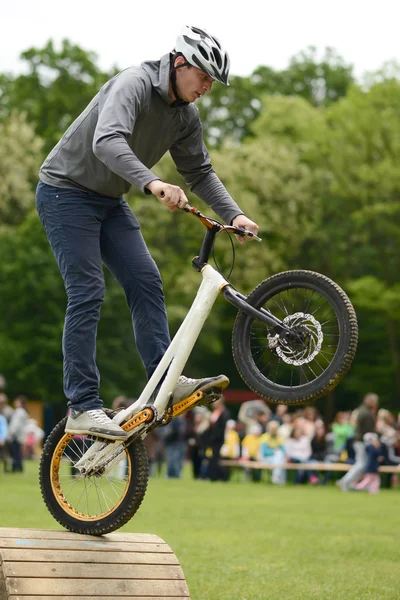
39, 411, 149, 535
232, 270, 358, 404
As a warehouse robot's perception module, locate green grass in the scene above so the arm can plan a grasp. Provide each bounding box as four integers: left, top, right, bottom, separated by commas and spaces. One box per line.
1, 461, 399, 600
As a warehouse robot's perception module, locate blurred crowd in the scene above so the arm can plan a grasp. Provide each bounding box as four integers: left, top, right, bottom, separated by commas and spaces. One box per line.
1, 368, 399, 495
0, 386, 44, 473
114, 391, 400, 494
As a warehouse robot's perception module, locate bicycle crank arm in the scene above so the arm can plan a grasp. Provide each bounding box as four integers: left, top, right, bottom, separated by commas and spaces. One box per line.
73, 407, 155, 473
223, 287, 288, 333
168, 389, 222, 419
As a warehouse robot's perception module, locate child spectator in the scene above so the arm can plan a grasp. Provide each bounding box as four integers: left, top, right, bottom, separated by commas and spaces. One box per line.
220, 420, 240, 460
355, 433, 385, 494
278, 413, 293, 441
284, 424, 312, 484
241, 423, 263, 482
24, 418, 44, 459
309, 421, 330, 484
259, 420, 286, 485
332, 411, 354, 453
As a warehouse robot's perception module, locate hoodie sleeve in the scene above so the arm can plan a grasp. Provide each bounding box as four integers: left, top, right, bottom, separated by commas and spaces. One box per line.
93, 70, 160, 193
170, 110, 243, 224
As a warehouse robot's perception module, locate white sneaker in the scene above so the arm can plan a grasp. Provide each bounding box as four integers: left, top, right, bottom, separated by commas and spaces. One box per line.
172, 375, 229, 404
65, 409, 128, 440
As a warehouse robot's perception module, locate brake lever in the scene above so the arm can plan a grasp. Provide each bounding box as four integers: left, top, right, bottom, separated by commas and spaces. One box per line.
235, 227, 262, 242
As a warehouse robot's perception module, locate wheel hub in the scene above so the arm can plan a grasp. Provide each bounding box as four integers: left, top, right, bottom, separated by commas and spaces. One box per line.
268, 312, 323, 366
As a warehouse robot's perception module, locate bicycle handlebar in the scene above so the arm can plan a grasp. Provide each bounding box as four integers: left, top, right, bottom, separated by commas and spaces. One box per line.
182, 204, 262, 242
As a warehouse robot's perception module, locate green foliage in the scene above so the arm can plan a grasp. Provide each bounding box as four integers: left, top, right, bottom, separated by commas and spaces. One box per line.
0, 113, 43, 225
0, 39, 114, 152
0, 39, 399, 413
199, 45, 354, 147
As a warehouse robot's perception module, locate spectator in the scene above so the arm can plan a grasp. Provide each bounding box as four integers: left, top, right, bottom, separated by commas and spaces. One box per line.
241, 423, 263, 460
187, 407, 210, 479
220, 419, 240, 481
7, 396, 29, 472
205, 397, 229, 481
284, 424, 312, 484
332, 411, 354, 454
23, 418, 44, 459
111, 395, 130, 410
162, 415, 186, 479
259, 420, 286, 485
278, 412, 293, 441
337, 393, 379, 492
0, 407, 8, 463
241, 423, 263, 482
220, 419, 240, 460
0, 393, 13, 423
382, 427, 400, 467
143, 429, 162, 477
308, 421, 331, 485
376, 409, 396, 442
302, 406, 320, 439
355, 433, 385, 494
269, 404, 288, 426
238, 400, 271, 434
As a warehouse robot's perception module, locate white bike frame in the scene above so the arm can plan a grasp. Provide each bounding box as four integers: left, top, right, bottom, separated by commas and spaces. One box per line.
116, 264, 228, 421
74, 263, 229, 472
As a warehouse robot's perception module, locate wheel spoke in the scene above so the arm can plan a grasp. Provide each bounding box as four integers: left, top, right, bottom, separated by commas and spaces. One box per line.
248, 283, 341, 389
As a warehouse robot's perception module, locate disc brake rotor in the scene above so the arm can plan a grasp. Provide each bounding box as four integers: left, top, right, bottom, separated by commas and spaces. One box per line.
269, 312, 323, 366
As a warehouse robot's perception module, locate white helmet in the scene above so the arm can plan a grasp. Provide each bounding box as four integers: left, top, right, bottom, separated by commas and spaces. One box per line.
175, 25, 230, 86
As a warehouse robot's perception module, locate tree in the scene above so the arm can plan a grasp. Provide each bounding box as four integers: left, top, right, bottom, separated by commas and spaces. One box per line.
0, 40, 114, 152
298, 81, 400, 408
0, 113, 43, 225
198, 46, 354, 147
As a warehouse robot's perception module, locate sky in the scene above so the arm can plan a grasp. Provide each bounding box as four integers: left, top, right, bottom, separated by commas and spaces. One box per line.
1, 0, 399, 79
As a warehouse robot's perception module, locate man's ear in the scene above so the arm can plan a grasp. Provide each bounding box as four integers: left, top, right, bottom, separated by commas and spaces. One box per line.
174, 55, 186, 68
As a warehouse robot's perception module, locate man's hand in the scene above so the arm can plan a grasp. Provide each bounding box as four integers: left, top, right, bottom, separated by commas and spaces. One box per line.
146, 180, 188, 212
232, 214, 259, 244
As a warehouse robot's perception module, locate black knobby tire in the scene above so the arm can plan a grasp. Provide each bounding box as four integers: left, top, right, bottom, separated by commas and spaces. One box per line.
232, 270, 358, 404
39, 411, 149, 535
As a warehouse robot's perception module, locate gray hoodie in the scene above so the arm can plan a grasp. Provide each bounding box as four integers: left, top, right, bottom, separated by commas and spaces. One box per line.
39, 53, 243, 225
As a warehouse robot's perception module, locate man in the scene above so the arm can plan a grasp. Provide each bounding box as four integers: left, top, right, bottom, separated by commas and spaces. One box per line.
7, 396, 29, 472
0, 393, 13, 423
36, 26, 258, 440
337, 392, 379, 491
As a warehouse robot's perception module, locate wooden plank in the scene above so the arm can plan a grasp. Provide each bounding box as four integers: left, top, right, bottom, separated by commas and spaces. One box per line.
0, 548, 179, 565
221, 460, 400, 473
8, 597, 190, 600
6, 577, 190, 596
0, 529, 162, 544
0, 557, 6, 600
0, 538, 172, 554
3, 562, 185, 580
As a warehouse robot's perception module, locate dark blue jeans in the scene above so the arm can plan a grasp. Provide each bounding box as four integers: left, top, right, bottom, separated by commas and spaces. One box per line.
36, 181, 171, 410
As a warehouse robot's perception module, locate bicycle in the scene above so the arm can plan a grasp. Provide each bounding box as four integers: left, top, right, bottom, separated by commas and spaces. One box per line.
39, 205, 358, 535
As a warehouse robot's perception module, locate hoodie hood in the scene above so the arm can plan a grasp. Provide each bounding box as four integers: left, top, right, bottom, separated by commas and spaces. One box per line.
141, 53, 174, 105
141, 53, 189, 108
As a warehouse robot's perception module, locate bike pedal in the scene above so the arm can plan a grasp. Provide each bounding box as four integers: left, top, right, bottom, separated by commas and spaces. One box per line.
197, 389, 223, 406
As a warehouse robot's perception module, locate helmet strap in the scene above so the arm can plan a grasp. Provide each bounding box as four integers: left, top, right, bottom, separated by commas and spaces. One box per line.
170, 54, 190, 107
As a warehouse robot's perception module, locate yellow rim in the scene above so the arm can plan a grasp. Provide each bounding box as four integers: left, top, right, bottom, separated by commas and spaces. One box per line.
50, 433, 131, 521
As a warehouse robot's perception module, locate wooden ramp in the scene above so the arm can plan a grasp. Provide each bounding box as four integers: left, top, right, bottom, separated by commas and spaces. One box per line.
0, 528, 190, 599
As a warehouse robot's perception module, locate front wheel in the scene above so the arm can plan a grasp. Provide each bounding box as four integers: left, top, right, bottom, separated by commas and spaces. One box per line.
39, 411, 149, 535
232, 270, 358, 404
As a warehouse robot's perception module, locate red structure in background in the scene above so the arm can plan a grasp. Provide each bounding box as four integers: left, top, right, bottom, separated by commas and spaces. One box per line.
223, 389, 260, 404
